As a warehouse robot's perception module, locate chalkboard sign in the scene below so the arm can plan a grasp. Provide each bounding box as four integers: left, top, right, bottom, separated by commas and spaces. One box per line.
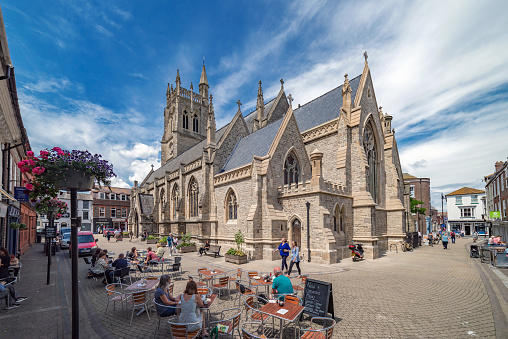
302, 278, 334, 318
45, 225, 57, 238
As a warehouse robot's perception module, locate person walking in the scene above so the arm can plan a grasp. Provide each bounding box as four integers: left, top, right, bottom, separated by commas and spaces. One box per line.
129, 230, 133, 242
167, 233, 173, 256
428, 232, 433, 247
287, 241, 301, 277
273, 238, 291, 274
473, 231, 479, 243
450, 231, 456, 244
442, 233, 449, 249
436, 233, 442, 245
106, 230, 111, 243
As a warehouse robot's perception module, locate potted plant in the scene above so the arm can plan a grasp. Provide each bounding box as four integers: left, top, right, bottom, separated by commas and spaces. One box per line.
177, 233, 196, 253
17, 147, 115, 214
9, 222, 20, 229
225, 230, 248, 264
19, 223, 27, 229
159, 236, 168, 246
35, 198, 68, 219
146, 235, 158, 244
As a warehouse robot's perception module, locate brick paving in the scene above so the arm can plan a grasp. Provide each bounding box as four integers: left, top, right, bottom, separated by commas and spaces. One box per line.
2, 235, 507, 338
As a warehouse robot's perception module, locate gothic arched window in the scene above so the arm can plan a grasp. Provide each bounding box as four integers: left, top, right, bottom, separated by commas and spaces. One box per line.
284, 152, 300, 187
363, 122, 378, 202
183, 110, 189, 129
159, 188, 166, 220
188, 178, 199, 217
192, 114, 199, 132
226, 189, 237, 221
171, 185, 179, 220
333, 205, 344, 233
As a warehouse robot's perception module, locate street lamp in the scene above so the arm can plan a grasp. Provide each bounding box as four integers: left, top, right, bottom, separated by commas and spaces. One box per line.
306, 201, 311, 262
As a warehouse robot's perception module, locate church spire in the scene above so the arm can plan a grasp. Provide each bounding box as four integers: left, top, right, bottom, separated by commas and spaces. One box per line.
175, 69, 181, 93
341, 73, 352, 121
199, 61, 209, 99
256, 80, 265, 122
207, 94, 216, 147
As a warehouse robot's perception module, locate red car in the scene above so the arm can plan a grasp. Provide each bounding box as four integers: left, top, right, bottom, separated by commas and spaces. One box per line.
102, 228, 116, 237
69, 231, 98, 257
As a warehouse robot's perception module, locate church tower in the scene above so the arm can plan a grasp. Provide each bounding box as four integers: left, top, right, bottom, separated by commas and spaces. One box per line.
161, 64, 211, 164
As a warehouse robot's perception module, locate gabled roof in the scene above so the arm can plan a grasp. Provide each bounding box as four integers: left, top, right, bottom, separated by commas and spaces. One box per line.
446, 187, 485, 196
221, 75, 361, 172
244, 97, 276, 132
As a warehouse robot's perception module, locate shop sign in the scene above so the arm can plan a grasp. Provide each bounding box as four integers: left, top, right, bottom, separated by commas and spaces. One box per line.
490, 211, 501, 219
14, 187, 29, 201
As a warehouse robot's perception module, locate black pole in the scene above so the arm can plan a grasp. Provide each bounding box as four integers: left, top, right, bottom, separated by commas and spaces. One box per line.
441, 193, 444, 230
46, 211, 53, 285
70, 188, 79, 339
306, 201, 311, 262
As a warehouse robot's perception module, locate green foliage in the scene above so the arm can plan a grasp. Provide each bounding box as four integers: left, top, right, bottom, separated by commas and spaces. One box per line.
9, 222, 20, 229
410, 197, 427, 214
234, 230, 245, 250
147, 235, 155, 240
226, 247, 245, 256
123, 232, 130, 236
19, 223, 27, 229
159, 236, 168, 243
181, 233, 192, 246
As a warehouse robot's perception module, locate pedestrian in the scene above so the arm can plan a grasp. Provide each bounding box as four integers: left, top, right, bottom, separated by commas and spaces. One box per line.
0, 281, 27, 310
287, 241, 301, 277
451, 231, 456, 244
0, 247, 11, 279
114, 228, 120, 242
273, 238, 291, 274
472, 231, 478, 243
106, 230, 111, 242
442, 232, 449, 249
173, 237, 178, 254
428, 232, 433, 247
436, 233, 442, 245
167, 233, 173, 256
129, 230, 133, 242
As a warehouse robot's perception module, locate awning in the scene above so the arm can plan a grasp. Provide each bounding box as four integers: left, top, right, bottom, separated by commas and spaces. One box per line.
0, 188, 17, 201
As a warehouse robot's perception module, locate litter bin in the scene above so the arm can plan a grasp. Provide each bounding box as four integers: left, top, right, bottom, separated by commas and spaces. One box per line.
36, 234, 42, 243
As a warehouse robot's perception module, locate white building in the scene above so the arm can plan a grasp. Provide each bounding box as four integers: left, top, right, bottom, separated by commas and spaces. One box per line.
445, 187, 486, 236
39, 191, 94, 232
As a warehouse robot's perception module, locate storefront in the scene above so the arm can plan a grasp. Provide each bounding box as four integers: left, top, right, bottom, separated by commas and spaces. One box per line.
93, 217, 112, 233
112, 218, 128, 231
7, 205, 20, 255
448, 221, 488, 236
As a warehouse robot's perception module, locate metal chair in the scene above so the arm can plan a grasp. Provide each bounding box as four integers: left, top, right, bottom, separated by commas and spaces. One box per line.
299, 317, 336, 339
209, 307, 242, 338
284, 294, 302, 305
188, 275, 208, 287
152, 298, 179, 331
244, 295, 270, 325
293, 276, 307, 296
167, 319, 202, 339
235, 280, 255, 306
242, 322, 276, 339
112, 267, 132, 285
212, 276, 231, 299
128, 290, 151, 325
105, 283, 130, 313
197, 287, 212, 296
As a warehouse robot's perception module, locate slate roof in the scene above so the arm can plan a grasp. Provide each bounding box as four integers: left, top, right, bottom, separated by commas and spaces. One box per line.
244, 98, 276, 132
446, 187, 485, 196
139, 194, 154, 215
221, 75, 361, 172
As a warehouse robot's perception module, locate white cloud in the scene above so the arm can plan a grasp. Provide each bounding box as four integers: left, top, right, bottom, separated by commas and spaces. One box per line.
110, 177, 131, 189
118, 143, 159, 158
23, 78, 70, 93
129, 157, 161, 184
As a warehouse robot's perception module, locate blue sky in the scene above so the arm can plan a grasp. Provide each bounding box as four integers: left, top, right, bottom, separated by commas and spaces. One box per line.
2, 0, 508, 208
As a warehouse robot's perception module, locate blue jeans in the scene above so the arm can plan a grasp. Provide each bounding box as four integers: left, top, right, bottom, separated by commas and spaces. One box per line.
281, 256, 289, 272
443, 241, 448, 249
451, 237, 455, 243
159, 306, 177, 317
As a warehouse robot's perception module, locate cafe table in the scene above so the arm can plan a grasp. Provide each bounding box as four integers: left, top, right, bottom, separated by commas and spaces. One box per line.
125, 279, 159, 316
259, 300, 305, 338
199, 269, 225, 285
250, 277, 272, 295
199, 294, 218, 325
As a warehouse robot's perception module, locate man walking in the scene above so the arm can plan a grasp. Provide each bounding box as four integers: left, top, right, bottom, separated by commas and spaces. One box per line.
273, 238, 291, 274
450, 231, 456, 244
428, 232, 433, 247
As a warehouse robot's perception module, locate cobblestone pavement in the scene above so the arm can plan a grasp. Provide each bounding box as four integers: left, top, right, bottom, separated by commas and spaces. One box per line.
4, 235, 506, 338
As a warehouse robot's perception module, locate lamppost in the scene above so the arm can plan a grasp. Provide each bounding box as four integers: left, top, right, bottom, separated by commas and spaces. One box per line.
441, 193, 445, 230
306, 201, 311, 262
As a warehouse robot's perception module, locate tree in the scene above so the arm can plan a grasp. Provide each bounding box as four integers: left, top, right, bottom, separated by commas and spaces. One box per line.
410, 197, 427, 215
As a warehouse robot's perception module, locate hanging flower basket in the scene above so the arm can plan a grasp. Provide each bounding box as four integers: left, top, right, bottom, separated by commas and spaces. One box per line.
18, 147, 116, 214
19, 223, 27, 229
9, 222, 20, 229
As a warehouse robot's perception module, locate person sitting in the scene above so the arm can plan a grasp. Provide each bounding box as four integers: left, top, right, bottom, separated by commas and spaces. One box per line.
91, 252, 109, 284
199, 241, 210, 256
0, 280, 27, 310
9, 254, 20, 279
156, 243, 165, 258
271, 266, 294, 300
154, 275, 179, 317
0, 247, 10, 279
127, 247, 138, 262
178, 281, 208, 336
493, 236, 501, 245
145, 247, 158, 265
91, 248, 102, 267
110, 253, 129, 283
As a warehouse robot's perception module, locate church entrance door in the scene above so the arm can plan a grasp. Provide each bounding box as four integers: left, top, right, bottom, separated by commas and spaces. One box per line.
291, 219, 302, 247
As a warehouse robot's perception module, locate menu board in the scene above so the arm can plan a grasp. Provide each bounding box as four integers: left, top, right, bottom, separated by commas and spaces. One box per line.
45, 225, 57, 238
302, 278, 334, 318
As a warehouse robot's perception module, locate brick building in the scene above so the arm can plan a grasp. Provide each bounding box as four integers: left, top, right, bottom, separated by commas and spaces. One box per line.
484, 161, 508, 221
93, 187, 130, 232
403, 173, 431, 234
130, 56, 407, 263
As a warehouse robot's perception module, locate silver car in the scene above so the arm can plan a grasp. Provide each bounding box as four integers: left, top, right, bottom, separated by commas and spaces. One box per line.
60, 232, 71, 249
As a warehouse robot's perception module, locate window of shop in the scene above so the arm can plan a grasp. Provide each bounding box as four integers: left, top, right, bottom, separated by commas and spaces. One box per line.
82, 200, 90, 209
460, 207, 474, 217
99, 207, 105, 217
471, 195, 478, 204
111, 208, 116, 218
455, 196, 462, 205
122, 208, 127, 218
83, 211, 89, 220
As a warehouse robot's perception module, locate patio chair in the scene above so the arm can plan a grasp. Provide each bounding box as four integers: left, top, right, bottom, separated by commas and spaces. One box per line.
293, 276, 307, 296
112, 267, 132, 285
174, 256, 182, 264
212, 276, 231, 299
188, 275, 207, 287
197, 287, 211, 296
105, 283, 131, 313
244, 295, 270, 325
299, 317, 336, 339
227, 268, 242, 282
127, 290, 151, 325
242, 322, 277, 339
136, 264, 149, 279
209, 307, 242, 338
235, 280, 255, 306
284, 294, 302, 305
152, 298, 179, 330
167, 319, 202, 339
197, 267, 212, 281
88, 270, 106, 286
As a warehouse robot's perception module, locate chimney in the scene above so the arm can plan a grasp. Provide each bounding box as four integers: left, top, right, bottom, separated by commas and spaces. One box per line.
495, 161, 504, 173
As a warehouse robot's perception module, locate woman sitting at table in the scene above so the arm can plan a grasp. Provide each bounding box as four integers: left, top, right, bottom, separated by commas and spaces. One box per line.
91, 252, 111, 284
91, 248, 102, 266
154, 275, 179, 317
144, 247, 158, 265
156, 243, 165, 258
179, 281, 208, 336
127, 247, 138, 262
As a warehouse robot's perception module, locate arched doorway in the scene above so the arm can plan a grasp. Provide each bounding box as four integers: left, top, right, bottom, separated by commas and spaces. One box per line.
290, 218, 302, 247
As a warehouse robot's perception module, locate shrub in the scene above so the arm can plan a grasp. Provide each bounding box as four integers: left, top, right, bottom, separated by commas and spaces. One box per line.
147, 235, 155, 240
159, 236, 168, 243
235, 230, 245, 250
19, 223, 27, 229
226, 247, 245, 256
9, 222, 20, 229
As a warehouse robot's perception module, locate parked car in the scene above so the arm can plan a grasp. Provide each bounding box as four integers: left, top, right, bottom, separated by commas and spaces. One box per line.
60, 232, 71, 249
68, 231, 98, 257
102, 228, 116, 237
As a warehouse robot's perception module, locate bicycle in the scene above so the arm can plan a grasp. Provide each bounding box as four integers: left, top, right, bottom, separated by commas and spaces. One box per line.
401, 240, 413, 252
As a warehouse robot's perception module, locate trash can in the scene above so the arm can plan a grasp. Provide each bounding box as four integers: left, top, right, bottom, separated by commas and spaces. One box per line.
36, 234, 42, 243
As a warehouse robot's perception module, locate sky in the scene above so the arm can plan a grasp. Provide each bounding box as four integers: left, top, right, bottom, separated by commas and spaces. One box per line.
2, 0, 508, 209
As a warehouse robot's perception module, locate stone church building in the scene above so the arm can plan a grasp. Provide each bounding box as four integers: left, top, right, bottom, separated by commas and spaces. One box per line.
129, 56, 407, 263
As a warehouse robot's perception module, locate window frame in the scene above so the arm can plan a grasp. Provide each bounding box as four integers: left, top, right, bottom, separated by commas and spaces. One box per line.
99, 207, 105, 217
226, 189, 238, 221
111, 208, 116, 218
283, 152, 300, 187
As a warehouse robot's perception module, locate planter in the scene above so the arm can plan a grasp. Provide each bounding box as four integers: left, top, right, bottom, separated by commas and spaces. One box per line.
225, 254, 248, 264
146, 239, 158, 244
56, 169, 94, 191
47, 205, 61, 213
178, 245, 197, 253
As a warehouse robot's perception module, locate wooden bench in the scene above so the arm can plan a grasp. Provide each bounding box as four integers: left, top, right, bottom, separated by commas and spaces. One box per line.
204, 245, 221, 258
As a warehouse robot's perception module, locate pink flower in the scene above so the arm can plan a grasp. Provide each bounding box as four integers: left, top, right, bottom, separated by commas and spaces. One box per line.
28, 159, 35, 166
25, 183, 34, 190
52, 147, 62, 152
40, 150, 49, 159
17, 161, 25, 168
27, 151, 34, 157
55, 213, 62, 219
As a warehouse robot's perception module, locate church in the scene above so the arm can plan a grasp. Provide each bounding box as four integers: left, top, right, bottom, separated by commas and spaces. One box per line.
129, 55, 407, 264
